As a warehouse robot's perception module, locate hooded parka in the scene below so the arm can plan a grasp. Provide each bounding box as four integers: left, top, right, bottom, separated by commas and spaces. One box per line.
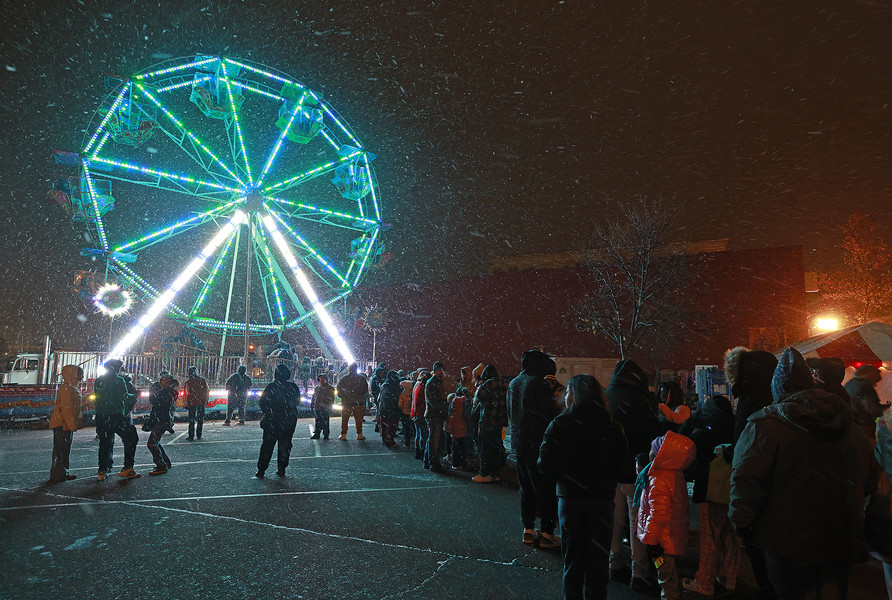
605, 359, 663, 480
730, 388, 881, 565
724, 347, 777, 444
636, 430, 697, 555
377, 371, 404, 419
259, 364, 301, 425
507, 350, 557, 459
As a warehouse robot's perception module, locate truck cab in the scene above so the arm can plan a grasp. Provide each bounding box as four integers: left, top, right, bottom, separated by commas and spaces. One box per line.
1, 354, 42, 385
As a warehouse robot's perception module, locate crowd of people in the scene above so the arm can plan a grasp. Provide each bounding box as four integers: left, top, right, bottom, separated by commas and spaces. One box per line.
46, 346, 891, 600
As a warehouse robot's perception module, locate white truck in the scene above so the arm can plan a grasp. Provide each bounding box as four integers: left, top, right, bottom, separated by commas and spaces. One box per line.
1, 351, 107, 386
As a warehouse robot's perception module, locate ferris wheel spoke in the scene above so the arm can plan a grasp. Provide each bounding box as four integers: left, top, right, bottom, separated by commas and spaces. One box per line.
265, 208, 351, 289
114, 199, 243, 254
109, 210, 247, 357
261, 147, 364, 194
256, 92, 309, 189
189, 227, 239, 318
284, 290, 352, 329
261, 213, 355, 363
132, 82, 244, 187
254, 226, 286, 324
86, 156, 241, 202
219, 62, 254, 187
265, 195, 377, 233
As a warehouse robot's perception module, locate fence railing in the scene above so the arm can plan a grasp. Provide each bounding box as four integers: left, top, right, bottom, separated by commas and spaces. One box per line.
59, 354, 374, 390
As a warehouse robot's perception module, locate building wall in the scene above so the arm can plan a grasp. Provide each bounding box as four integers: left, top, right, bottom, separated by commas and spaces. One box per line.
345, 246, 807, 378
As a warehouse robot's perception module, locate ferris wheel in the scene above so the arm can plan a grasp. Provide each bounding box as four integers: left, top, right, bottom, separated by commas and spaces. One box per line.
70, 55, 386, 361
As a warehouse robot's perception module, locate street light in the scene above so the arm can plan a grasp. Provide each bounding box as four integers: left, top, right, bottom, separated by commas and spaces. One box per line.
816, 317, 839, 332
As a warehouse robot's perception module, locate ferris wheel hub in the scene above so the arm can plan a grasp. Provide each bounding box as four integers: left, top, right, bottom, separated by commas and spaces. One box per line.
243, 190, 264, 213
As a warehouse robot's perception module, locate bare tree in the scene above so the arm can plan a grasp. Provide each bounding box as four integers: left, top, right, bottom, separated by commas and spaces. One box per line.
571, 195, 691, 361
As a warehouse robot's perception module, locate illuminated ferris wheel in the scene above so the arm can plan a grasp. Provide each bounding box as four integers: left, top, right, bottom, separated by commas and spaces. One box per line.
71, 55, 386, 360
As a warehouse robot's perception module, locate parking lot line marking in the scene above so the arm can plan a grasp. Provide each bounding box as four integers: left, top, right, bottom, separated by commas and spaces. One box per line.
0, 485, 558, 573
0, 483, 463, 511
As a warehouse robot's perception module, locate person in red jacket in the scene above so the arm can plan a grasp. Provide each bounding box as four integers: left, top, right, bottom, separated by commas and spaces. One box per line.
636, 430, 696, 600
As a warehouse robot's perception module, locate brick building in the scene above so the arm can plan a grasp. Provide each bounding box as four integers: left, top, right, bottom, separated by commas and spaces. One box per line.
344, 245, 807, 378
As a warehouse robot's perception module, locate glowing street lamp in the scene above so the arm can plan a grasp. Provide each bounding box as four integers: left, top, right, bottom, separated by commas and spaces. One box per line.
816, 317, 839, 332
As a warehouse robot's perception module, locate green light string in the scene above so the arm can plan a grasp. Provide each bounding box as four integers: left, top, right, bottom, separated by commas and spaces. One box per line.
220, 61, 253, 186
262, 148, 362, 193
134, 82, 243, 185
134, 57, 219, 80
190, 227, 238, 317
114, 200, 241, 253
88, 156, 243, 194
84, 83, 131, 154
266, 207, 351, 288
256, 226, 286, 324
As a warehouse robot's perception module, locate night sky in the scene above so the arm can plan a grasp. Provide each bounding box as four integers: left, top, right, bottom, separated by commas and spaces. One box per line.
1, 0, 890, 352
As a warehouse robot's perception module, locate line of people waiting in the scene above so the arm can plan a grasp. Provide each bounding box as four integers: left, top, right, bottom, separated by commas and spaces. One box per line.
47, 348, 891, 600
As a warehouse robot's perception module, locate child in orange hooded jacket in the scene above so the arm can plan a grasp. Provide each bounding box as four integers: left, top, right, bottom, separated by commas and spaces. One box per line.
636, 430, 697, 600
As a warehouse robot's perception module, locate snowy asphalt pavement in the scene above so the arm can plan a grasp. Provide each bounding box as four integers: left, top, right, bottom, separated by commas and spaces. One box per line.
0, 418, 885, 599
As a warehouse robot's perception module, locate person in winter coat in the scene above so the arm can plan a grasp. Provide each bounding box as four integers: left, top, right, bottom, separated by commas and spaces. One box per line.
310, 374, 335, 440
377, 371, 403, 448
605, 359, 663, 590
447, 392, 468, 469
874, 407, 892, 599
508, 349, 560, 549
298, 356, 312, 391
424, 361, 449, 473
183, 366, 209, 440
678, 396, 738, 596
455, 366, 478, 464
256, 364, 301, 478
637, 431, 697, 600
656, 382, 690, 432
370, 364, 387, 403
845, 364, 886, 444
49, 365, 84, 482
412, 370, 431, 464
471, 364, 510, 483
149, 370, 175, 432
147, 374, 175, 475
538, 374, 633, 600
94, 359, 140, 481
337, 363, 368, 441
807, 357, 850, 404
731, 347, 883, 600
224, 365, 251, 425
724, 347, 778, 445
370, 363, 388, 433
723, 345, 778, 599
398, 373, 415, 448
